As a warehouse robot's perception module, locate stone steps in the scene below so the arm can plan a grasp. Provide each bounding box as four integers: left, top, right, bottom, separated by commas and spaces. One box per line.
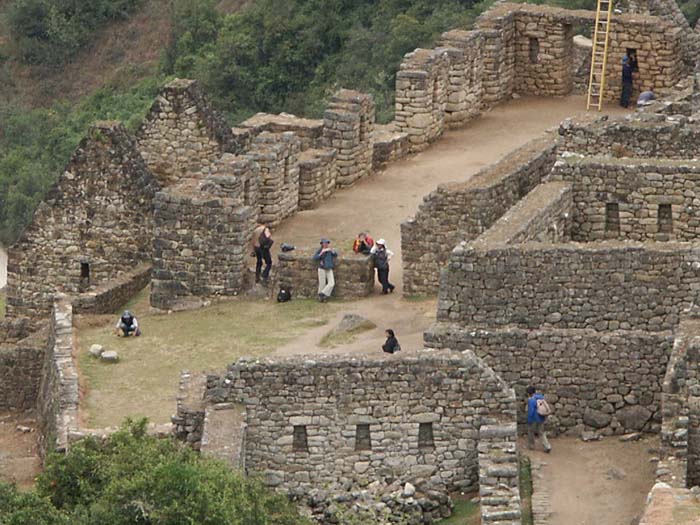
200, 402, 246, 469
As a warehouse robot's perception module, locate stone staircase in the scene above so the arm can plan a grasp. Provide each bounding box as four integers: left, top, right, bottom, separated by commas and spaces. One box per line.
200, 402, 247, 469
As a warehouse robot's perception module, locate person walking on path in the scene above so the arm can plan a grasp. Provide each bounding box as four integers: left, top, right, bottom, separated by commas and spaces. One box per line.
527, 385, 552, 453
620, 55, 634, 108
370, 239, 395, 294
382, 329, 401, 354
251, 223, 272, 284
313, 238, 337, 302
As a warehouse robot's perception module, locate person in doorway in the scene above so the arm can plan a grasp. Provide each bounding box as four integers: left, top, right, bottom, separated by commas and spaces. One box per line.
370, 239, 395, 294
637, 85, 656, 106
382, 329, 401, 354
251, 223, 272, 284
352, 232, 374, 255
629, 49, 639, 74
313, 238, 337, 302
527, 385, 552, 453
115, 310, 140, 337
620, 55, 634, 108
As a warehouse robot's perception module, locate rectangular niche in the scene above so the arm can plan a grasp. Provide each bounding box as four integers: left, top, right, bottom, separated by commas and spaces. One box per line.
529, 37, 540, 64
80, 262, 90, 286
355, 424, 371, 451
292, 425, 309, 452
605, 202, 620, 234
418, 422, 435, 449
658, 204, 673, 233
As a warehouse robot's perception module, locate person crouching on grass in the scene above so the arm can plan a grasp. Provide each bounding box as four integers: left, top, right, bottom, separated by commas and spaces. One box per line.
115, 310, 141, 337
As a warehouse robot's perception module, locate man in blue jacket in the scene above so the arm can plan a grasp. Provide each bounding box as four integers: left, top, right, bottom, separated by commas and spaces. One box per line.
313, 238, 337, 303
527, 385, 552, 453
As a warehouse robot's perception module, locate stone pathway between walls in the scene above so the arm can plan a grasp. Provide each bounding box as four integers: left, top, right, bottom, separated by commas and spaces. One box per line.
524, 436, 659, 525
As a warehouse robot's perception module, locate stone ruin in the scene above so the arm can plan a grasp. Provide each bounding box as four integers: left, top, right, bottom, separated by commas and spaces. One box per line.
1, 1, 700, 523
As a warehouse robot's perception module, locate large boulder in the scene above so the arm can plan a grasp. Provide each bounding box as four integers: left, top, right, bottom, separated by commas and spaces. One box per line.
583, 408, 612, 429
616, 405, 652, 432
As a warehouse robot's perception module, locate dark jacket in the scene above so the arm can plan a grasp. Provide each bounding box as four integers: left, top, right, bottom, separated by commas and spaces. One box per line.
373, 247, 390, 270
622, 63, 633, 83
259, 232, 273, 251
382, 336, 401, 354
313, 247, 337, 270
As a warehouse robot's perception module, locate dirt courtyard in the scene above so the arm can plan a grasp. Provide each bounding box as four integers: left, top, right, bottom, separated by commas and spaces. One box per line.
0, 412, 41, 490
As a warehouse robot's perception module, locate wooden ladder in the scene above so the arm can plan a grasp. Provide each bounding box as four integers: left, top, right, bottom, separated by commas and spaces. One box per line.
587, 0, 614, 111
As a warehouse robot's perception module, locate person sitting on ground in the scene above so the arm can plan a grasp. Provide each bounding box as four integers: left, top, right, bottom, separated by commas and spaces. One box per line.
637, 85, 656, 106
370, 239, 395, 294
526, 385, 552, 453
382, 329, 401, 354
313, 238, 337, 303
115, 310, 141, 337
352, 232, 374, 255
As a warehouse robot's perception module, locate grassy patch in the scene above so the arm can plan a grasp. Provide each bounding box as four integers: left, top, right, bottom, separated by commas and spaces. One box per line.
0, 289, 5, 318
318, 319, 377, 348
519, 455, 534, 525
439, 498, 479, 524
76, 289, 335, 428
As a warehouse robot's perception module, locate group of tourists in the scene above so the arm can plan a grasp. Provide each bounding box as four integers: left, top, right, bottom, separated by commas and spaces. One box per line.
620, 50, 656, 109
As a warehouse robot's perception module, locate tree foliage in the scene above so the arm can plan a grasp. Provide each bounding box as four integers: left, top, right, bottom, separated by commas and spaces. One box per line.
1, 419, 310, 525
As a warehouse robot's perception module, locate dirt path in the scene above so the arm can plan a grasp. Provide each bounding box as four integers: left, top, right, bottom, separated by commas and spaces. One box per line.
0, 412, 41, 490
525, 436, 658, 525
272, 95, 626, 289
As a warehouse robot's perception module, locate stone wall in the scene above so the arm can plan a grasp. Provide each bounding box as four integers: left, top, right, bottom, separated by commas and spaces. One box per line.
323, 90, 375, 187
476, 10, 516, 106
150, 183, 255, 310
371, 124, 409, 171
7, 122, 158, 326
437, 241, 700, 332
298, 148, 337, 211
426, 324, 673, 435
136, 79, 237, 185
172, 371, 207, 451
247, 132, 301, 227
395, 48, 450, 152
572, 35, 592, 94
0, 329, 46, 412
276, 249, 375, 299
37, 299, 79, 456
438, 30, 484, 127
473, 181, 572, 246
71, 264, 151, 315
239, 113, 324, 151
551, 156, 700, 242
206, 351, 516, 500
401, 136, 557, 296
478, 423, 521, 524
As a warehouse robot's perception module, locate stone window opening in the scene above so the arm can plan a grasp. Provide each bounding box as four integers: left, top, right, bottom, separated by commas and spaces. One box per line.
418, 422, 435, 449
658, 204, 673, 233
80, 262, 90, 286
292, 425, 309, 453
243, 177, 252, 206
359, 115, 367, 144
605, 203, 620, 234
355, 424, 371, 451
283, 156, 291, 185
432, 77, 439, 106
529, 37, 540, 64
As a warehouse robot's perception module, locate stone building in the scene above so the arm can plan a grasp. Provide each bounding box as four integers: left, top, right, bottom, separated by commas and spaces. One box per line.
6, 122, 159, 325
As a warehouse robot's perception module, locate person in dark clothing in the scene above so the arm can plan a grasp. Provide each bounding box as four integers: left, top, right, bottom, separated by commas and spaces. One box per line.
352, 232, 374, 255
115, 311, 140, 337
251, 224, 273, 283
620, 55, 634, 108
370, 239, 395, 294
382, 329, 401, 354
629, 49, 639, 74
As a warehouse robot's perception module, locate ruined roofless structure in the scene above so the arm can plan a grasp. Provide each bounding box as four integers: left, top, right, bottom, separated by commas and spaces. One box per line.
1, 1, 700, 523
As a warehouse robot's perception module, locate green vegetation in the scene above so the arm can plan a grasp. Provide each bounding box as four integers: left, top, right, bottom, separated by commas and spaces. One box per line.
0, 419, 310, 524
0, 290, 5, 318
77, 288, 333, 427
439, 498, 480, 524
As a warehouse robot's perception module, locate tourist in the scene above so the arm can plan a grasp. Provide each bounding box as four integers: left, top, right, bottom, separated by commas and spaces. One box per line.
637, 86, 656, 106
526, 386, 552, 453
620, 55, 634, 108
115, 310, 141, 337
251, 223, 273, 284
382, 329, 401, 354
313, 238, 337, 302
370, 239, 395, 294
352, 232, 374, 255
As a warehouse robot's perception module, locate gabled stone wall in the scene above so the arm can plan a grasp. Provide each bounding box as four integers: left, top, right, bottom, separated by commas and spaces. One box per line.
438, 30, 484, 126
298, 148, 337, 210
239, 113, 324, 151
7, 122, 158, 326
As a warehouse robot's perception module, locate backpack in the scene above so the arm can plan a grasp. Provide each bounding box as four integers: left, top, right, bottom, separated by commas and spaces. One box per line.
277, 288, 292, 303
536, 397, 553, 417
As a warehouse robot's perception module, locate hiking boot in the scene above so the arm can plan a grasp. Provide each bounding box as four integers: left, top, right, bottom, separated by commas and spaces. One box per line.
389, 285, 395, 293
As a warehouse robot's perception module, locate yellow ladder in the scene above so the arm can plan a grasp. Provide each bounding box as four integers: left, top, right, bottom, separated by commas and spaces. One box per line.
587, 0, 614, 111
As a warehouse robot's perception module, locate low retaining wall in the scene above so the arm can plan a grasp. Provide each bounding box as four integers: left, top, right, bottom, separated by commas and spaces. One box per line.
0, 329, 46, 411
72, 264, 151, 314
401, 136, 558, 295
277, 249, 375, 299
426, 324, 673, 435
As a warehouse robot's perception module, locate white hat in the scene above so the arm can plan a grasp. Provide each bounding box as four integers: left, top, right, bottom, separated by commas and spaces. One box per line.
377, 238, 386, 245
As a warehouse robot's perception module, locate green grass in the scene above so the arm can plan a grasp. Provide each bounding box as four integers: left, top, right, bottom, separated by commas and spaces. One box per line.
0, 289, 5, 318
439, 499, 479, 524
76, 287, 334, 428
519, 455, 534, 525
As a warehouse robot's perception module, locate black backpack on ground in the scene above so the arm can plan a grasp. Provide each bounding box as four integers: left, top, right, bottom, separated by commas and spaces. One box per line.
277, 288, 292, 303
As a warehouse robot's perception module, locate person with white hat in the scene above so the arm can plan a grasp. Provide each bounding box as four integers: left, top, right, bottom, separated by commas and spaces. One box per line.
370, 238, 395, 294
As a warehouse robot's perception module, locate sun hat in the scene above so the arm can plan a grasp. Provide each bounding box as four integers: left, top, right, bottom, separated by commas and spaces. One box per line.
377, 238, 386, 245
